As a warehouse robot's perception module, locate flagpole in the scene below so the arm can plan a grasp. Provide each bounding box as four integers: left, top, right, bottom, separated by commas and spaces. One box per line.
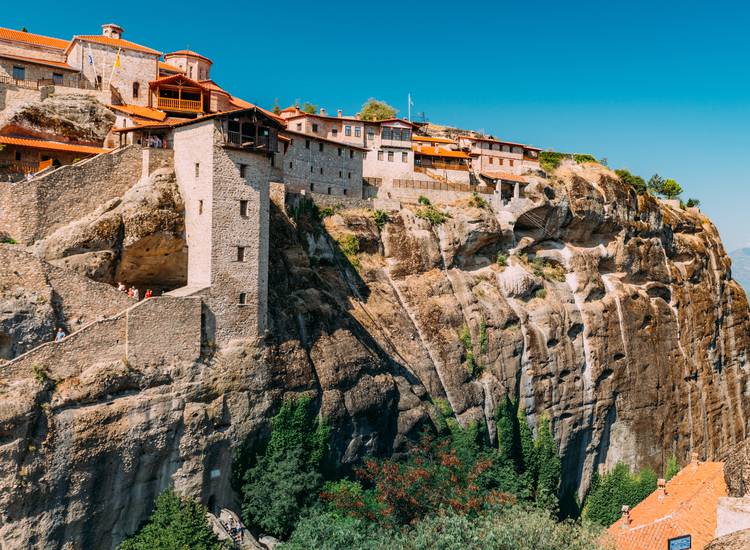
108, 48, 121, 87
408, 93, 411, 123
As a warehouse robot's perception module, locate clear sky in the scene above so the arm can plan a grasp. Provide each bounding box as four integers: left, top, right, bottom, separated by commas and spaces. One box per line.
5, 0, 750, 250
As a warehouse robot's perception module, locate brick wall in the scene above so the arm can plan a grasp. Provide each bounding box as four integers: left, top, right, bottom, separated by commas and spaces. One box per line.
0, 145, 143, 244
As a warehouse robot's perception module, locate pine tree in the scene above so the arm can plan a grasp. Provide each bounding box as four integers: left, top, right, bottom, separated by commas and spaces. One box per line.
517, 403, 537, 482
534, 414, 561, 510
495, 397, 517, 463
120, 490, 224, 550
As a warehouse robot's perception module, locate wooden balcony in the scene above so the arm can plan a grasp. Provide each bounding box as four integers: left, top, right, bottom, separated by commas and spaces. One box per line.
415, 162, 469, 172
156, 97, 202, 113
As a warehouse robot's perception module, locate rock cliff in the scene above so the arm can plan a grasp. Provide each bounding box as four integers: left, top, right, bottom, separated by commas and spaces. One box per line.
0, 161, 748, 549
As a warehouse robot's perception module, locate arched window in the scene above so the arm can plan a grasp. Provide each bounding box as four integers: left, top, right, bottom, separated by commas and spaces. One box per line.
132, 82, 140, 99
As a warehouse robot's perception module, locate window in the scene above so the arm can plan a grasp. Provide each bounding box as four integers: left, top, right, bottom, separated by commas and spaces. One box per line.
188, 66, 193, 78
198, 200, 203, 214
312, 123, 318, 133
339, 170, 342, 178
237, 246, 246, 262
320, 167, 324, 175
132, 82, 140, 99
402, 152, 408, 162
366, 127, 375, 140
296, 123, 302, 131
343, 189, 348, 195
310, 165, 314, 173
349, 150, 354, 159
239, 163, 247, 177
319, 142, 324, 152
240, 200, 248, 217
195, 163, 200, 178
345, 125, 352, 136
14, 151, 21, 161
387, 151, 394, 162
489, 157, 494, 164
327, 187, 331, 195
377, 151, 384, 161
289, 161, 293, 169
305, 139, 310, 149
355, 127, 361, 137
382, 127, 392, 140
348, 172, 351, 179
499, 159, 504, 165
12, 66, 25, 80
310, 183, 314, 191
332, 128, 338, 136
338, 147, 342, 156
96, 75, 102, 89
509, 159, 514, 167
52, 73, 63, 84
239, 292, 247, 305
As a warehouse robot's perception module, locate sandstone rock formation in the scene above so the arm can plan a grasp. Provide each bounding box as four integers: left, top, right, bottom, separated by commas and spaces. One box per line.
34, 167, 187, 288
5, 93, 115, 143
707, 528, 750, 550
0, 161, 748, 549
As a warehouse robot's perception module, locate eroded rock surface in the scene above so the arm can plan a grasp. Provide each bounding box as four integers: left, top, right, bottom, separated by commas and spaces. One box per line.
0, 161, 748, 549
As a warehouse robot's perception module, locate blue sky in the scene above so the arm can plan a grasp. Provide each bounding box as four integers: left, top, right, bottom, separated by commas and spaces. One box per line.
6, 0, 750, 250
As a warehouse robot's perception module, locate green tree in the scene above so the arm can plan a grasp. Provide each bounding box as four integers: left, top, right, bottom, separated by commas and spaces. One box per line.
120, 490, 224, 550
272, 98, 281, 114
359, 98, 397, 121
665, 455, 680, 481
237, 396, 329, 538
647, 174, 665, 194
660, 178, 683, 199
301, 102, 317, 114
615, 169, 647, 194
535, 414, 561, 510
518, 404, 538, 492
583, 462, 658, 526
686, 198, 701, 208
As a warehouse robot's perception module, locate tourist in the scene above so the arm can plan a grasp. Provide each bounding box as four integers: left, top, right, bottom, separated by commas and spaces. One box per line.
144, 289, 153, 299
54, 327, 66, 342
127, 287, 134, 298
133, 287, 140, 301
117, 281, 126, 292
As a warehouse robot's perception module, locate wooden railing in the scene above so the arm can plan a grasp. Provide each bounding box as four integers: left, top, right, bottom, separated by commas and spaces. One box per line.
0, 160, 40, 174
0, 74, 98, 90
415, 162, 469, 172
225, 131, 276, 151
392, 179, 493, 194
157, 97, 202, 112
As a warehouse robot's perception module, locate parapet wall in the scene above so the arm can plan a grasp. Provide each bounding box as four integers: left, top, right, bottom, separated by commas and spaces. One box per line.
0, 145, 144, 244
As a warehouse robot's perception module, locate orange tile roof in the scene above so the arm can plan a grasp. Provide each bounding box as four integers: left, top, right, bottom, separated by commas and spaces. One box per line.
158, 61, 184, 74
413, 135, 456, 144
0, 27, 69, 50
412, 144, 470, 159
0, 136, 109, 155
108, 104, 167, 122
164, 50, 212, 64
480, 171, 528, 183
71, 35, 161, 56
149, 74, 206, 90
459, 134, 543, 151
608, 460, 727, 550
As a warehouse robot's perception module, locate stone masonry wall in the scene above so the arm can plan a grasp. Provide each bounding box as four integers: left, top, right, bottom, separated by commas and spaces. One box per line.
0, 145, 143, 244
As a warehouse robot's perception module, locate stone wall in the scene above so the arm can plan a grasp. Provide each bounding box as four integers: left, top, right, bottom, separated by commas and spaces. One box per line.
0, 145, 143, 244
126, 296, 202, 366
0, 59, 78, 87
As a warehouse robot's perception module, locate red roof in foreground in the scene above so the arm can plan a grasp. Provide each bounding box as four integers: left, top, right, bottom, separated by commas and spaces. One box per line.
0, 27, 69, 50
0, 136, 109, 155
607, 459, 727, 550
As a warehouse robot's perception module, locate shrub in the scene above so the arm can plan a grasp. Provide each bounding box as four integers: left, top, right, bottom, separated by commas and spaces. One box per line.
532, 257, 545, 277
660, 178, 683, 199
32, 364, 50, 385
359, 98, 397, 121
468, 192, 489, 209
415, 205, 450, 226
539, 152, 566, 172
582, 462, 658, 526
0, 237, 17, 245
372, 209, 390, 229
120, 490, 224, 550
573, 154, 597, 164
319, 206, 335, 218
496, 253, 508, 268
665, 455, 680, 481
301, 102, 317, 114
615, 169, 647, 194
686, 198, 700, 208
237, 396, 329, 538
458, 325, 479, 376
479, 317, 489, 354
535, 415, 561, 511
417, 195, 431, 205
337, 233, 360, 267
534, 288, 547, 300
279, 508, 383, 550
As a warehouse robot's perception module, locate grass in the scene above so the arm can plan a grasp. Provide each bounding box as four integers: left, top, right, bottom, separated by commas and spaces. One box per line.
534, 288, 547, 300
337, 233, 360, 268
0, 237, 17, 245
418, 195, 431, 205
33, 364, 51, 385
496, 253, 508, 268
458, 324, 481, 377
468, 192, 489, 209
415, 205, 450, 226
531, 257, 566, 282
373, 209, 390, 229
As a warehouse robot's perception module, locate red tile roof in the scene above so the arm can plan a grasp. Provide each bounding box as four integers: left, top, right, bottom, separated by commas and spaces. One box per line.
608, 460, 727, 550
480, 171, 528, 183
108, 104, 167, 122
158, 61, 184, 74
164, 50, 212, 64
0, 136, 109, 155
71, 35, 161, 56
460, 134, 543, 151
412, 144, 469, 159
413, 135, 456, 144
149, 74, 207, 90
0, 53, 77, 71
0, 27, 69, 50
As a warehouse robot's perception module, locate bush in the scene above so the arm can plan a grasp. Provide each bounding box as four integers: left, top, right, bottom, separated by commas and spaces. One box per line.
582, 462, 657, 526
417, 195, 431, 205
686, 198, 700, 208
539, 152, 566, 172
301, 102, 317, 114
497, 253, 508, 268
615, 169, 647, 194
665, 455, 680, 481
279, 508, 383, 550
0, 237, 17, 245
534, 288, 547, 300
468, 192, 489, 209
415, 204, 450, 226
359, 98, 397, 121
337, 233, 360, 267
237, 396, 329, 538
660, 178, 683, 199
120, 490, 224, 550
319, 206, 335, 218
573, 154, 597, 164
372, 209, 390, 229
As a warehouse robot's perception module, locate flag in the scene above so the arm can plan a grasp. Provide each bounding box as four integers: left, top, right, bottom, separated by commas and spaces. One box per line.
114, 48, 121, 69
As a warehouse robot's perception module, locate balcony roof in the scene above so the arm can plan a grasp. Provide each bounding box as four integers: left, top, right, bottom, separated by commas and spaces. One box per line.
149, 74, 207, 90
0, 136, 110, 155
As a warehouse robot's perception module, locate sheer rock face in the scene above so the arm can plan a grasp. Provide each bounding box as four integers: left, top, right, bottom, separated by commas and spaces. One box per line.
0, 162, 748, 549
6, 94, 115, 143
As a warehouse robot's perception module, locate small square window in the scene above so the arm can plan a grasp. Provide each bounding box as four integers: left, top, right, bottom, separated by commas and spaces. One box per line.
327, 187, 331, 195
320, 167, 324, 175
289, 161, 293, 169
355, 127, 361, 137
387, 151, 394, 162
296, 123, 302, 131
343, 189, 348, 195
237, 246, 246, 262
348, 172, 351, 179
198, 200, 203, 214
401, 152, 407, 162
239, 163, 247, 177
239, 292, 247, 305
489, 157, 494, 164
240, 200, 248, 217
195, 162, 200, 177
310, 183, 314, 191
318, 143, 324, 152
338, 147, 342, 156
332, 128, 338, 136
339, 170, 343, 178
312, 123, 318, 132
377, 151, 383, 161
345, 125, 352, 136
310, 165, 314, 173
349, 150, 354, 159
15, 151, 21, 161
305, 139, 310, 149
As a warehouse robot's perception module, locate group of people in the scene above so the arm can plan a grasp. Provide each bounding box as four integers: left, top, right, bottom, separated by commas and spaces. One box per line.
116, 282, 154, 301
220, 517, 243, 546
146, 134, 167, 149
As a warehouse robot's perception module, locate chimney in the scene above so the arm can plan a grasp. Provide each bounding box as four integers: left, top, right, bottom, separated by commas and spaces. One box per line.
337, 109, 343, 118
319, 107, 327, 116
691, 451, 700, 469
621, 505, 631, 528
657, 478, 667, 500
101, 24, 124, 39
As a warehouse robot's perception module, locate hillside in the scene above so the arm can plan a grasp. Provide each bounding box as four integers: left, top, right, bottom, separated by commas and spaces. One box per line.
730, 247, 750, 292
0, 157, 747, 548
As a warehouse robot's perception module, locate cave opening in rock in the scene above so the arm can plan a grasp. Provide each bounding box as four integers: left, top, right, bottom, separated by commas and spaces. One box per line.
0, 332, 12, 360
